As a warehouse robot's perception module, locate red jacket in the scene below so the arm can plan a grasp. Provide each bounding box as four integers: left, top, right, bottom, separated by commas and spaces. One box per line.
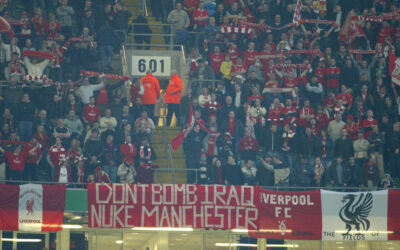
96, 87, 109, 105
83, 104, 100, 123
24, 143, 42, 164
325, 67, 340, 89
120, 143, 137, 165
238, 136, 259, 152
4, 151, 29, 171
140, 74, 160, 105
165, 74, 183, 104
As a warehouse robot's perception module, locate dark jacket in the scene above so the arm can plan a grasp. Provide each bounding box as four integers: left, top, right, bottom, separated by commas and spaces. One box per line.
294, 162, 315, 186
256, 160, 274, 186
368, 132, 385, 154
17, 101, 35, 122
102, 143, 120, 166
328, 162, 352, 186
265, 130, 282, 153
184, 130, 204, 154
84, 139, 104, 159
97, 25, 119, 46
222, 163, 244, 185
220, 118, 245, 142
297, 134, 321, 157
334, 137, 354, 160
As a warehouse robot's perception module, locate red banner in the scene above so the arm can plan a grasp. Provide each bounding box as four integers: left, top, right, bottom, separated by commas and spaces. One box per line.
88, 184, 400, 240
88, 184, 259, 229
388, 190, 400, 240
250, 189, 322, 240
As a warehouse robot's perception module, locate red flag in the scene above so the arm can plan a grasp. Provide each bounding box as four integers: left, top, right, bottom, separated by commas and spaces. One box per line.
293, 0, 302, 27
0, 16, 14, 40
171, 105, 194, 150
389, 50, 400, 86
0, 184, 66, 231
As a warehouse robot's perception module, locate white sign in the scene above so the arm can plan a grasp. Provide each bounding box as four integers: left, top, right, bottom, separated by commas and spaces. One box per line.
321, 190, 388, 241
131, 56, 171, 77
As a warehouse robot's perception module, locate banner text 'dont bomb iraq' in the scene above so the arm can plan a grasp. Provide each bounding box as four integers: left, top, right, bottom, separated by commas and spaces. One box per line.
88, 184, 259, 229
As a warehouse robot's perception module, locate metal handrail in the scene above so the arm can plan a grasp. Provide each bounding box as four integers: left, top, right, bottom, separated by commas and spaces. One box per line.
2, 176, 392, 192
167, 144, 176, 182
140, 0, 148, 17
125, 43, 184, 47
131, 23, 173, 27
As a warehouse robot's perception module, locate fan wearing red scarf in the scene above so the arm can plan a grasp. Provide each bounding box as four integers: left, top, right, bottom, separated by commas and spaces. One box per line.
5, 52, 25, 81
137, 137, 156, 164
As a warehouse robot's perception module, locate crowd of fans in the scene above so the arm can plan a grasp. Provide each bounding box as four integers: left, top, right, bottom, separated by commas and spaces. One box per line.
0, 0, 171, 185
0, 0, 400, 189
163, 0, 400, 189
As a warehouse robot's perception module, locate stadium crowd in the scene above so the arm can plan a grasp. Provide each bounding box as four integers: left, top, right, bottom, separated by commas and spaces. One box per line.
170, 0, 400, 188
0, 0, 399, 189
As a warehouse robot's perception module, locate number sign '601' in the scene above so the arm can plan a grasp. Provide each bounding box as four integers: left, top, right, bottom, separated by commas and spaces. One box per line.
131, 56, 171, 77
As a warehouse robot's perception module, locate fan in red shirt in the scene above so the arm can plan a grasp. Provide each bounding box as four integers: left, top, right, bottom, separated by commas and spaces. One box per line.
230, 58, 247, 77
336, 85, 353, 107
0, 143, 39, 181
238, 129, 259, 161
94, 166, 111, 183
193, 2, 209, 27
31, 8, 48, 37
361, 110, 378, 139
47, 13, 61, 41
315, 105, 330, 130
226, 43, 240, 64
275, 69, 308, 97
184, 0, 199, 26
282, 98, 298, 128
204, 92, 221, 114
297, 99, 315, 127
325, 59, 341, 91
209, 46, 225, 75
47, 137, 67, 179
120, 135, 137, 166
267, 98, 284, 125
83, 97, 100, 124
24, 137, 42, 181
344, 115, 359, 140
242, 42, 258, 69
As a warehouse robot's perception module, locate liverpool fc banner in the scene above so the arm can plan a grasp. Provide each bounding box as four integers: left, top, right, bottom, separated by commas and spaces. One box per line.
0, 184, 66, 231
87, 184, 400, 240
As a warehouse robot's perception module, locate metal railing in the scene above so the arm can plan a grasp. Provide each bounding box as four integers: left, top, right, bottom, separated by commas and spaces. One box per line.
188, 78, 219, 92
1, 178, 392, 192
130, 23, 175, 48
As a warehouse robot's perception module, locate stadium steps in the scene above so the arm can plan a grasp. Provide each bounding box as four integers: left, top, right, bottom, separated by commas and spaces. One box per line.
125, 0, 167, 49
151, 126, 187, 184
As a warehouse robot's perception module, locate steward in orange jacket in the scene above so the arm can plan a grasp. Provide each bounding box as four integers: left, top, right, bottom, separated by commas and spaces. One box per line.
165, 73, 183, 104
140, 71, 160, 105
140, 70, 160, 123
165, 70, 183, 126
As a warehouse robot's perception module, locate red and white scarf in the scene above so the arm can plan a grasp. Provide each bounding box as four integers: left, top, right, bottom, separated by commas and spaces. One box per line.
221, 25, 252, 34
140, 145, 151, 159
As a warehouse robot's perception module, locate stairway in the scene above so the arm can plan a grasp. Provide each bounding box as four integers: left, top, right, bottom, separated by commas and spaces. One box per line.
151, 126, 187, 184
124, 1, 186, 183
124, 0, 166, 48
